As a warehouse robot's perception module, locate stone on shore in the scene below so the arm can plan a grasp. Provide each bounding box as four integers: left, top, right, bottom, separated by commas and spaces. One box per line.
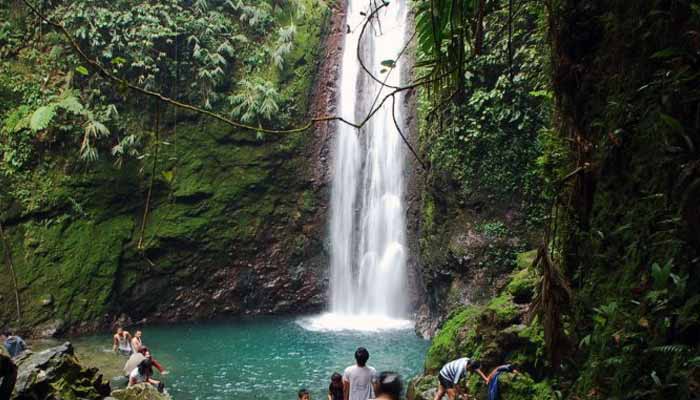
12, 342, 110, 400
111, 383, 171, 400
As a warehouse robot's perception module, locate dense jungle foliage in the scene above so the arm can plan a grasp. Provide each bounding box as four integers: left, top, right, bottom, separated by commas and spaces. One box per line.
1, 0, 699, 399
415, 0, 700, 398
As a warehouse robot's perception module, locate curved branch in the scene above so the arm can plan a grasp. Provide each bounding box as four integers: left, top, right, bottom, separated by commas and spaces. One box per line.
20, 0, 432, 170
356, 1, 416, 91
391, 94, 427, 170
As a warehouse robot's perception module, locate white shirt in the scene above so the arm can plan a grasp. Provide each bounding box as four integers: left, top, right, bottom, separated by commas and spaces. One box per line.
343, 365, 378, 400
129, 368, 146, 386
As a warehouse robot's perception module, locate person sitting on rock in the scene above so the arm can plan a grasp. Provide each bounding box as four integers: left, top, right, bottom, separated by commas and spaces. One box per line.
1, 330, 27, 358
128, 358, 164, 393
112, 327, 132, 355
298, 388, 310, 400
433, 357, 487, 400
328, 372, 343, 400
486, 364, 520, 400
0, 344, 17, 399
138, 347, 167, 375
130, 330, 143, 353
374, 371, 403, 400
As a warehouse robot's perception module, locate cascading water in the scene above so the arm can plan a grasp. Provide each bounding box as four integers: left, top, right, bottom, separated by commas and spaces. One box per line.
303, 0, 412, 331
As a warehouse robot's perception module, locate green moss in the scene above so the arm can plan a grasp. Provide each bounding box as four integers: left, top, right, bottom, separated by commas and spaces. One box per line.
486, 292, 519, 321
0, 214, 133, 327
516, 249, 537, 269
506, 265, 537, 304
424, 306, 483, 373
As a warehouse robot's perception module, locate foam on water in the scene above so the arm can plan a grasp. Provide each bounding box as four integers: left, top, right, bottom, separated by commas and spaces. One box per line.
298, 313, 413, 332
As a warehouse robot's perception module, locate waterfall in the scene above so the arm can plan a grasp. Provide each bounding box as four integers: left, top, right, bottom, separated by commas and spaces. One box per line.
307, 0, 411, 331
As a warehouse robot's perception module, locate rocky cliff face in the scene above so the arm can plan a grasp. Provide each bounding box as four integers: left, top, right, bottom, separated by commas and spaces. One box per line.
0, 1, 342, 335
411, 179, 538, 338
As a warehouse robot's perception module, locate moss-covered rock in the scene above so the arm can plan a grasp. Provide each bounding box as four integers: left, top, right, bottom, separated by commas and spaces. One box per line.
111, 383, 170, 400
12, 342, 110, 400
406, 375, 437, 400
420, 264, 552, 398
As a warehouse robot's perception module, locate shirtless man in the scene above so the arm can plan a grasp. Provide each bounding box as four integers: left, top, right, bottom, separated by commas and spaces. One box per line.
130, 330, 143, 353
113, 327, 132, 355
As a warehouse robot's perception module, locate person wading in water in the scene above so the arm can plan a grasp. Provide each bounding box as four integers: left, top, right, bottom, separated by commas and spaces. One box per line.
113, 327, 132, 355
130, 330, 143, 353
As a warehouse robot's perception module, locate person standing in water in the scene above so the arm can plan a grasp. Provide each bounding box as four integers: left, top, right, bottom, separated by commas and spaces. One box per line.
343, 347, 378, 400
433, 357, 487, 400
112, 327, 132, 355
130, 330, 143, 353
298, 388, 310, 400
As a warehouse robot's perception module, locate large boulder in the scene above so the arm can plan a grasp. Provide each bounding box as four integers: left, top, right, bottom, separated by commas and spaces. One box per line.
111, 383, 171, 400
12, 342, 110, 400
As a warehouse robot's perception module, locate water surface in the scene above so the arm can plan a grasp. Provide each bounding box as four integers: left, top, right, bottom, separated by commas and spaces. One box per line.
52, 316, 429, 400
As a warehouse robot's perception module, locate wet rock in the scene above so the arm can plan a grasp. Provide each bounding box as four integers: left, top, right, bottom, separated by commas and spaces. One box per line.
414, 304, 439, 339
32, 319, 65, 338
407, 375, 437, 400
110, 375, 128, 390
13, 342, 110, 400
111, 383, 171, 400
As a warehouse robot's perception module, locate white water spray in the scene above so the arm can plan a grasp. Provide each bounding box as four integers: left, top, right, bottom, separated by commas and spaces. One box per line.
305, 0, 411, 332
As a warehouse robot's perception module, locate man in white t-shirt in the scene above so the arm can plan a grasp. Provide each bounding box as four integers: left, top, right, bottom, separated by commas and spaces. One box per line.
343, 347, 378, 400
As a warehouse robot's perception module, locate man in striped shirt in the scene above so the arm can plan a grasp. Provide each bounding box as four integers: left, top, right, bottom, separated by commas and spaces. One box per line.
433, 357, 488, 400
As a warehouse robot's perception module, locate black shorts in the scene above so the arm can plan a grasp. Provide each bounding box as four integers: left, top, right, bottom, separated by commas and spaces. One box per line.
438, 374, 454, 389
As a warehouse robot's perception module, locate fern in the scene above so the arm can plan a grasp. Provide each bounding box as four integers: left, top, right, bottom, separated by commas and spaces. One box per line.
649, 344, 688, 354
57, 94, 85, 114
30, 105, 57, 132
229, 78, 281, 125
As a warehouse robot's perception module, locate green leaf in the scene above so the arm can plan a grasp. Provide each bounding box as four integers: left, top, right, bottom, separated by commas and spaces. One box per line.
650, 48, 684, 59
380, 59, 396, 68
659, 113, 684, 134
30, 105, 56, 131
57, 95, 84, 114
75, 66, 89, 76
161, 170, 174, 183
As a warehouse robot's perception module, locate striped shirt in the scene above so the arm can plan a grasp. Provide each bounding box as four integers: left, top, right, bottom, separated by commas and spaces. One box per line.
439, 358, 471, 384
